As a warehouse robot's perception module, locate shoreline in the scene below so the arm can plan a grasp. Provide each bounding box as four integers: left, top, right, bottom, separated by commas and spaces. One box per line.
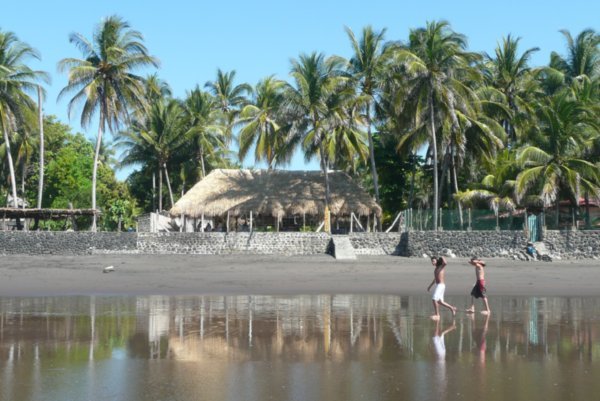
0, 254, 599, 298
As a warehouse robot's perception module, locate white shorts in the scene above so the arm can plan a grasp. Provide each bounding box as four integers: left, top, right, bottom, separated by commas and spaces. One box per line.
432, 283, 445, 301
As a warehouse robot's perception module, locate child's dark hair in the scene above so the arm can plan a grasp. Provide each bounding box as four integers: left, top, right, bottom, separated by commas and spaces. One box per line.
471, 256, 486, 266
436, 257, 445, 267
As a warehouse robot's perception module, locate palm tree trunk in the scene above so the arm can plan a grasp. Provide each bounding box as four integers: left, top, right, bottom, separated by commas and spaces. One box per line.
438, 148, 450, 209
584, 191, 590, 228
91, 116, 103, 232
199, 146, 206, 178
366, 107, 381, 231
320, 142, 331, 207
37, 86, 44, 209
158, 166, 163, 212
21, 160, 27, 231
152, 172, 156, 212
408, 153, 416, 208
163, 163, 175, 208
450, 146, 464, 228
429, 91, 439, 231
3, 129, 19, 209
21, 161, 26, 201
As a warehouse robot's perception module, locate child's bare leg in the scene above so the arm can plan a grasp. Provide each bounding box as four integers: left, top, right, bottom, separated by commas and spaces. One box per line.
431, 300, 440, 320
439, 300, 457, 316
481, 297, 491, 315
466, 297, 475, 313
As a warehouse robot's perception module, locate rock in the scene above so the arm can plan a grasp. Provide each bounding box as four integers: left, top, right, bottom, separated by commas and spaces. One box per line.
103, 265, 115, 273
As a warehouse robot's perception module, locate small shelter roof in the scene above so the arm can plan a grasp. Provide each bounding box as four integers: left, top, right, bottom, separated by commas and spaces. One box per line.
170, 169, 381, 218
0, 208, 97, 219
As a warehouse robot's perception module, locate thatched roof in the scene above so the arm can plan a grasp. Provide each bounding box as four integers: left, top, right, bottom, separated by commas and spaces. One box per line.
170, 169, 381, 218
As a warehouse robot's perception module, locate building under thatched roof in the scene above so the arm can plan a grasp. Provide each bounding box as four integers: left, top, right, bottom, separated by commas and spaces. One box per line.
170, 169, 381, 219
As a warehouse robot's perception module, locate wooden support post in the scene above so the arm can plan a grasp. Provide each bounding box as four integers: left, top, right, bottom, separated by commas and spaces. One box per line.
201, 213, 205, 232
250, 211, 253, 232
226, 211, 230, 233
303, 213, 306, 231
350, 212, 354, 233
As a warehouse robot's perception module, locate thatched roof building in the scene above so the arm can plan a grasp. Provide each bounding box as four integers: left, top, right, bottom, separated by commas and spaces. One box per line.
170, 169, 381, 218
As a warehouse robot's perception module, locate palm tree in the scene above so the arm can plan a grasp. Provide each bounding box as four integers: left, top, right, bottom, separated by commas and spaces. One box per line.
286, 52, 351, 207
454, 149, 519, 227
0, 30, 46, 209
483, 35, 540, 145
58, 15, 158, 231
205, 69, 251, 142
391, 20, 482, 229
515, 91, 600, 227
144, 73, 172, 102
550, 29, 600, 81
345, 26, 388, 211
118, 99, 186, 211
237, 76, 288, 168
181, 86, 226, 179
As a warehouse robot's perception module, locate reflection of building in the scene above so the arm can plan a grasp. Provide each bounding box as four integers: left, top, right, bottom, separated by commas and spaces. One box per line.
1, 294, 600, 400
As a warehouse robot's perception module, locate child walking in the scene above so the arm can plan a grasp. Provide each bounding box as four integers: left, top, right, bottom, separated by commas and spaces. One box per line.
466, 257, 491, 315
427, 256, 457, 320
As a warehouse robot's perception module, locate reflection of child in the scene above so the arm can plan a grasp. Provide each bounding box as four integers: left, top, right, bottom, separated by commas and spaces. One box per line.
432, 319, 456, 360
466, 257, 491, 315
427, 256, 457, 320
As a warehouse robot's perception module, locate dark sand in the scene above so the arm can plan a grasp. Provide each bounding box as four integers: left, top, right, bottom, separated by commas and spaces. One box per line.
0, 254, 598, 297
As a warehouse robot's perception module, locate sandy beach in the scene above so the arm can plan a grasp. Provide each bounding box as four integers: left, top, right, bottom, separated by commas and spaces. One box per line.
0, 254, 597, 297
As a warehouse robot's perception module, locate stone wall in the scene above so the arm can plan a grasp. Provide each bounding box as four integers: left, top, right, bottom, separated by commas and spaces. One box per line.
348, 233, 404, 255
0, 230, 598, 258
542, 230, 600, 259
0, 232, 137, 255
136, 232, 331, 255
396, 230, 528, 258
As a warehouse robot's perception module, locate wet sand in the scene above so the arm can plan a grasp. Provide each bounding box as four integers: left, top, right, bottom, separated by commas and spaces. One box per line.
0, 254, 598, 297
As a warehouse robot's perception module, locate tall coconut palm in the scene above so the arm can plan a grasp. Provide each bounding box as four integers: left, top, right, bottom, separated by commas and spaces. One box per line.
181, 87, 226, 179
58, 15, 158, 231
286, 52, 350, 207
237, 76, 287, 168
515, 91, 600, 226
346, 25, 388, 212
0, 30, 46, 209
144, 73, 172, 103
550, 29, 600, 81
118, 99, 186, 211
205, 69, 251, 142
391, 20, 482, 229
483, 35, 540, 145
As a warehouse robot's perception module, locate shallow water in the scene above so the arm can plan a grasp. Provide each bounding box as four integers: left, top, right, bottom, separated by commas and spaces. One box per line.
1, 294, 599, 401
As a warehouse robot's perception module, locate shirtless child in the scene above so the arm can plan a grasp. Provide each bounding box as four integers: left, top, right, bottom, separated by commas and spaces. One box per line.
466, 257, 491, 315
427, 256, 457, 320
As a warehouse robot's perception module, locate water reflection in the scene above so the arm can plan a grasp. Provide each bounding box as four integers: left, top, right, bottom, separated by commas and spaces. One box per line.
1, 295, 600, 401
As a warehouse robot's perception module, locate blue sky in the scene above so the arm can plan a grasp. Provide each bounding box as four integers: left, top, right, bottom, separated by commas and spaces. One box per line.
3, 0, 599, 178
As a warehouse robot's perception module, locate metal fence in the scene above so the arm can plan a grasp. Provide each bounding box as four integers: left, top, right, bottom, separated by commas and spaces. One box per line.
390, 208, 599, 233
